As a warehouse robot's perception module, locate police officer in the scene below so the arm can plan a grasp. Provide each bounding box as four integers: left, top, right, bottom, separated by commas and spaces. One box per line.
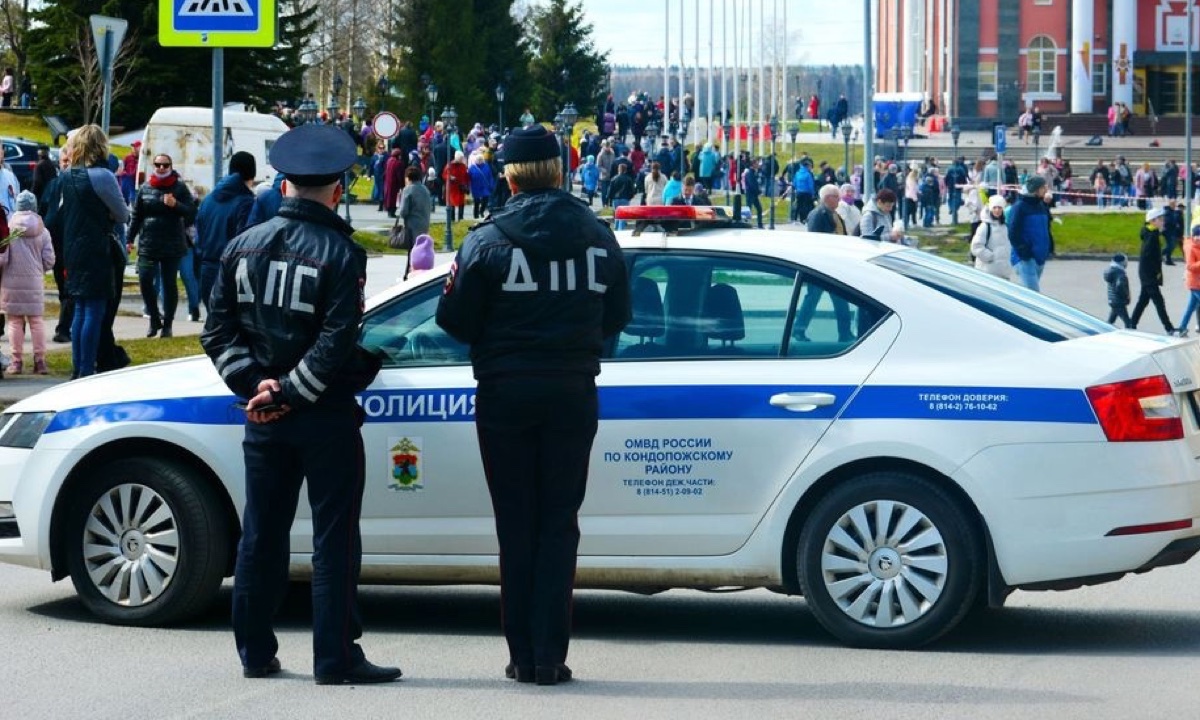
436, 125, 631, 686
200, 124, 400, 686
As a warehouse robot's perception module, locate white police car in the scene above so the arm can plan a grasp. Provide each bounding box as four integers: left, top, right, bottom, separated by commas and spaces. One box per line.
1, 205, 1198, 649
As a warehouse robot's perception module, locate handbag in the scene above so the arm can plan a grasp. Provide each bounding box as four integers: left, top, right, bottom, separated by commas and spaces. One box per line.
387, 214, 409, 250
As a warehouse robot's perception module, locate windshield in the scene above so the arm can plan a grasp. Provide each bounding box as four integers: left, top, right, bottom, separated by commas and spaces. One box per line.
872, 250, 1113, 342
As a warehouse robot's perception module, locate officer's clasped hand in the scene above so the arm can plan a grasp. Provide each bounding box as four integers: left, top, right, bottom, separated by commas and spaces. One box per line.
245, 378, 290, 424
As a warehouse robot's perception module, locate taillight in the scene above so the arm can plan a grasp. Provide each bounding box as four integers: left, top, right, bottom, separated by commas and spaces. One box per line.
1086, 375, 1183, 442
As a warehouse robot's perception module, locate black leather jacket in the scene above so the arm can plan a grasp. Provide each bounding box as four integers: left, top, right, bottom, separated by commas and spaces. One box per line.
128, 173, 196, 259
200, 198, 378, 408
436, 188, 631, 380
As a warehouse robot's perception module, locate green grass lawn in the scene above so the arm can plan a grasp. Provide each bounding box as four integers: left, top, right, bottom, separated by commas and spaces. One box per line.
914, 211, 1146, 262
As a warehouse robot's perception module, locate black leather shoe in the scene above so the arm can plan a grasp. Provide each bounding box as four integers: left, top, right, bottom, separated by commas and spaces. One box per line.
146, 319, 162, 338
243, 657, 282, 679
52, 333, 70, 343
314, 659, 402, 685
534, 664, 573, 686
160, 326, 173, 338
505, 663, 534, 683
189, 309, 201, 322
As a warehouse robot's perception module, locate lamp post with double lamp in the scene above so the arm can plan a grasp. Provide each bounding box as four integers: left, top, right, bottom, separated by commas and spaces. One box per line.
440, 106, 458, 251
352, 96, 367, 123
840, 120, 853, 180
767, 116, 778, 230
495, 82, 506, 131
788, 122, 799, 161
900, 123, 912, 167
331, 72, 344, 120
557, 102, 579, 193
950, 124, 961, 160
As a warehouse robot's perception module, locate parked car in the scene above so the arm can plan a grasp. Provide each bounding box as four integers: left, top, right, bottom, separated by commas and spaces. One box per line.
1, 136, 50, 191
1, 205, 1198, 648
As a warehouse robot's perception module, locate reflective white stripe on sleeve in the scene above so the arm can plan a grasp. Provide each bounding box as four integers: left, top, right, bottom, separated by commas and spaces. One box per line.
221, 357, 255, 380
296, 360, 327, 393
287, 369, 321, 403
215, 346, 250, 374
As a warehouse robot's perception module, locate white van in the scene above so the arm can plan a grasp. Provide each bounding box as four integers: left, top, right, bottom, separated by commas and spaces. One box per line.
135, 107, 289, 197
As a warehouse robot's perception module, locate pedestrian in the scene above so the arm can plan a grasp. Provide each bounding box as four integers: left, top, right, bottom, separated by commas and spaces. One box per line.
670, 176, 711, 206
118, 141, 140, 205
806, 184, 847, 234
0, 157, 18, 217
31, 147, 57, 202
398, 165, 432, 281
859, 189, 902, 242
1006, 176, 1054, 292
1102, 253, 1133, 328
971, 195, 1013, 279
796, 185, 853, 342
199, 123, 400, 686
127, 153, 197, 337
742, 159, 764, 228
44, 124, 129, 378
406, 233, 435, 279
0, 68, 12, 107
836, 184, 862, 235
0, 191, 55, 374
579, 155, 600, 205
195, 151, 257, 314
383, 149, 405, 218
790, 159, 816, 223
468, 152, 494, 218
443, 150, 469, 221
919, 174, 940, 227
1173, 239, 1200, 336
435, 124, 630, 686
38, 145, 72, 344
1162, 198, 1182, 266
1130, 207, 1175, 333
643, 161, 667, 205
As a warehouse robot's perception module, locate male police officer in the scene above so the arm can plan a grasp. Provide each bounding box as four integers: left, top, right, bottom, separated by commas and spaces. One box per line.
200, 124, 400, 686
436, 125, 631, 686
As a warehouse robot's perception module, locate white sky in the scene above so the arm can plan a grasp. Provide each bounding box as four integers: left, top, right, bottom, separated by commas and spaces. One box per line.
568, 0, 866, 68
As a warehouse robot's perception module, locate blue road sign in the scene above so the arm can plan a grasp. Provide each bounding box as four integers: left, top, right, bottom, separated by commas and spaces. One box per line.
160, 0, 276, 47
993, 122, 1007, 154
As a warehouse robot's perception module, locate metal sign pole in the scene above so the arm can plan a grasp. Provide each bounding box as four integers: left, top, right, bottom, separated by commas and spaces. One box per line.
213, 48, 224, 191
1187, 0, 1193, 238
100, 30, 113, 134
862, 0, 875, 200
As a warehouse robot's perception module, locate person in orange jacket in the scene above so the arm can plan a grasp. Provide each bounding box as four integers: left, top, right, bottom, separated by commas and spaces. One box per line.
442, 150, 469, 221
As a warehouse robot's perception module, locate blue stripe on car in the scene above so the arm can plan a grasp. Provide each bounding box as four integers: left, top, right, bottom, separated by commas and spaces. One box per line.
42, 385, 1098, 433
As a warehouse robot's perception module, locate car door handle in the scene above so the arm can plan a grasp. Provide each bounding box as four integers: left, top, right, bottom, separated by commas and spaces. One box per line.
769, 392, 837, 412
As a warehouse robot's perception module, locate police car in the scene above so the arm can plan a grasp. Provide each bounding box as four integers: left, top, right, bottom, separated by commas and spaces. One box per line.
2, 204, 1198, 649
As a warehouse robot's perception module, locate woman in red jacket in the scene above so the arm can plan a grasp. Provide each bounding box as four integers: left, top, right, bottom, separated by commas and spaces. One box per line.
442, 150, 469, 221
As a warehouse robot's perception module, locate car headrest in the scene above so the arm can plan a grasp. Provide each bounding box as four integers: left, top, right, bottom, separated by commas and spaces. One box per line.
703, 283, 744, 342
625, 276, 665, 339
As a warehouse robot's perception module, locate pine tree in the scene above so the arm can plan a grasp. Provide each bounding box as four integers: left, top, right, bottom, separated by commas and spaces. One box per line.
525, 0, 607, 123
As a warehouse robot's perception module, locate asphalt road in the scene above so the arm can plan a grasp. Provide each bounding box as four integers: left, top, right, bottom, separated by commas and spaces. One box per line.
2, 555, 1199, 719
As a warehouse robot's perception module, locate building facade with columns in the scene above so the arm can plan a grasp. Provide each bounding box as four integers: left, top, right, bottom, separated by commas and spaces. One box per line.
876, 0, 1196, 125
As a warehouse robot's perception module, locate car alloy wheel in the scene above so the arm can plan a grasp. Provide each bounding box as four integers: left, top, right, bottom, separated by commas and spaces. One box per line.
819, 499, 948, 628
797, 472, 983, 648
80, 483, 180, 607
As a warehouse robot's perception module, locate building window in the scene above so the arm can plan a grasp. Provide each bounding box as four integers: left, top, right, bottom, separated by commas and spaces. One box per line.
1026, 36, 1057, 94
979, 60, 998, 97
1033, 0, 1053, 5
1092, 60, 1108, 96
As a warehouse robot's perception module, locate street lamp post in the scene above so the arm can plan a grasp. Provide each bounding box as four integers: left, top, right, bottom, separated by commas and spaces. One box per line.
840, 120, 853, 179
900, 123, 912, 166
495, 82, 506, 131
424, 78, 438, 125
440, 106, 458, 252
557, 102, 579, 193
788, 123, 799, 161
951, 124, 961, 160
332, 72, 344, 119
1033, 126, 1041, 166
646, 120, 660, 159
327, 96, 340, 125
768, 116, 778, 230
352, 96, 367, 123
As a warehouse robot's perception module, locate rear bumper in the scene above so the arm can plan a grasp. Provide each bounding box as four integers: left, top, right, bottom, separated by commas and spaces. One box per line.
1015, 536, 1200, 592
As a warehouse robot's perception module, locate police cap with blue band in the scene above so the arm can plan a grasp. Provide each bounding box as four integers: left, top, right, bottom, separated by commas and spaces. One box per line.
268, 124, 358, 187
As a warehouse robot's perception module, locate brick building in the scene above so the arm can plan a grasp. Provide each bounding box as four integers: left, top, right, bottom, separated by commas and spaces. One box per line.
876, 1, 1198, 127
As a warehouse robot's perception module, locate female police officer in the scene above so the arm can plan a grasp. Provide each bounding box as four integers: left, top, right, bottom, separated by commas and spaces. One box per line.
200, 124, 400, 686
437, 125, 631, 686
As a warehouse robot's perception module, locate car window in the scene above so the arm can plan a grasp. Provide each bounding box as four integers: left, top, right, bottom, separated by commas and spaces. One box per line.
359, 280, 470, 367
2, 143, 19, 161
872, 249, 1112, 341
612, 252, 885, 360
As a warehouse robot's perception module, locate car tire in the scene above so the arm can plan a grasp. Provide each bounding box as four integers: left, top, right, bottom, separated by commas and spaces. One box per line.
797, 471, 983, 649
64, 457, 230, 626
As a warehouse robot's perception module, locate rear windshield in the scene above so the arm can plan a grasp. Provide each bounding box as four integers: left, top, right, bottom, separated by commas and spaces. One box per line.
872, 250, 1112, 342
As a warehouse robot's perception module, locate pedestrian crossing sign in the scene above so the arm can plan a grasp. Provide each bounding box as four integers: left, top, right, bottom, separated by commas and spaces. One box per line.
159, 0, 277, 47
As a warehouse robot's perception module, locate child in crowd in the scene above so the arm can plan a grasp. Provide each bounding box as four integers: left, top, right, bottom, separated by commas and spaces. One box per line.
0, 191, 55, 374
409, 234, 435, 278
1103, 252, 1131, 329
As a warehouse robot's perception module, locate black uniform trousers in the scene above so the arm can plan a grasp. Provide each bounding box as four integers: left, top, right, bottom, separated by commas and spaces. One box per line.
475, 374, 598, 668
1131, 285, 1174, 332
233, 400, 368, 677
